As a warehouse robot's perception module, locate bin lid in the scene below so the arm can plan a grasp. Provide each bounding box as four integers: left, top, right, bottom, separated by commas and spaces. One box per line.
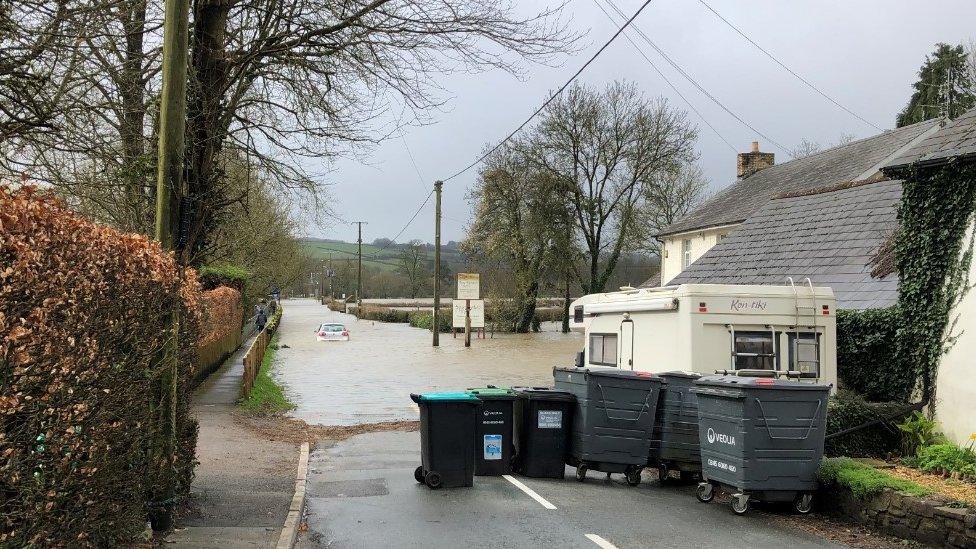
658, 370, 702, 380
555, 366, 660, 382
693, 375, 830, 391
466, 386, 516, 400
514, 387, 576, 402
412, 391, 481, 402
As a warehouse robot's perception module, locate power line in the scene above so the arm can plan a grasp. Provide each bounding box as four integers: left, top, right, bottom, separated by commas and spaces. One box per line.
601, 0, 792, 157
590, 0, 736, 153
368, 188, 434, 256
440, 0, 659, 183
695, 0, 883, 131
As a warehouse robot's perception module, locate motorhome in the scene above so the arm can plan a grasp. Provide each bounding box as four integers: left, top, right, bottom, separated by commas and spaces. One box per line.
568, 281, 837, 388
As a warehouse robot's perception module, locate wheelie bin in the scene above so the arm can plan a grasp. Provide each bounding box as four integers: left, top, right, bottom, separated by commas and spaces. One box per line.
691, 376, 830, 515
466, 386, 517, 476
648, 371, 702, 483
512, 387, 576, 479
553, 366, 663, 486
410, 392, 482, 489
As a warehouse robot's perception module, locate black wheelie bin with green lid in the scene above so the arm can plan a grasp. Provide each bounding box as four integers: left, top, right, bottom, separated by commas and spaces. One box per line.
648, 371, 703, 483
512, 387, 576, 478
692, 376, 830, 515
410, 392, 482, 489
553, 366, 663, 486
466, 386, 516, 476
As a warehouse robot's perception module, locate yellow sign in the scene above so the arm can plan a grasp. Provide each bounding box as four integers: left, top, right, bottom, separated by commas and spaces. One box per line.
456, 273, 480, 300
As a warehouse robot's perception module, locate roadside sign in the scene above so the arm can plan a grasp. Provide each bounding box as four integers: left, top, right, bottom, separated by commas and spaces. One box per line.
453, 299, 485, 328
456, 273, 480, 300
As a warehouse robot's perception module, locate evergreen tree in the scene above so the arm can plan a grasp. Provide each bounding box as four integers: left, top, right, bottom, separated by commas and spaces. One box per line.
897, 43, 976, 127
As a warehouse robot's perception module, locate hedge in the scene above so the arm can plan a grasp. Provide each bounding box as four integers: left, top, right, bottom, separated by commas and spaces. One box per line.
0, 186, 200, 546
198, 263, 250, 292
195, 287, 244, 384
825, 391, 910, 458
836, 307, 911, 401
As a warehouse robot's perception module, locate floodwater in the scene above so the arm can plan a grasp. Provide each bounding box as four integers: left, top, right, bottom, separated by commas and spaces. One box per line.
274, 298, 582, 426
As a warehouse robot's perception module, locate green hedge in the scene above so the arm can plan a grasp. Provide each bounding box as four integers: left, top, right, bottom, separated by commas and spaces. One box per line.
198, 263, 250, 292
825, 391, 910, 458
836, 307, 913, 401
408, 309, 451, 333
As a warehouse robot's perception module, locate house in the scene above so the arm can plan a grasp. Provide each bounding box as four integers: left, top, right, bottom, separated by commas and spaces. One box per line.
881, 108, 976, 446
654, 120, 940, 286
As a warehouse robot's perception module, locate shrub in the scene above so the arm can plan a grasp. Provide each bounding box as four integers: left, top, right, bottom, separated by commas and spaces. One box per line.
195, 287, 244, 383
818, 457, 932, 499
836, 307, 913, 401
198, 263, 250, 292
408, 310, 451, 332
896, 410, 945, 456
915, 443, 976, 478
0, 186, 200, 546
240, 333, 292, 415
266, 303, 283, 334
357, 306, 411, 323
825, 391, 910, 458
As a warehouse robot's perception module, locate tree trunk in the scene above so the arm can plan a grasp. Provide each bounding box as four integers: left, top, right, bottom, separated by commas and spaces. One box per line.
561, 276, 570, 333
119, 0, 149, 232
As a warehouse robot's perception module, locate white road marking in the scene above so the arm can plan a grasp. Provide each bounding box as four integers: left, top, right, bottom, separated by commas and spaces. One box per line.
501, 475, 557, 510
584, 534, 619, 549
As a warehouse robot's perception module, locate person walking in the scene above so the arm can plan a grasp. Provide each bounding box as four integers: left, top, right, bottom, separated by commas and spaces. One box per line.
256, 308, 268, 332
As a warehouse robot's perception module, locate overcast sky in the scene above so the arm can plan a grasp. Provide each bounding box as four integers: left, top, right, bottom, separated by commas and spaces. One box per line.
304, 0, 975, 244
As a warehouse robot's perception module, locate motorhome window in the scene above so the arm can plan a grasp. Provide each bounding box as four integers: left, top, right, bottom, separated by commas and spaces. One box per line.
682, 239, 692, 268
788, 332, 820, 377
589, 333, 618, 366
573, 306, 584, 323
733, 331, 776, 370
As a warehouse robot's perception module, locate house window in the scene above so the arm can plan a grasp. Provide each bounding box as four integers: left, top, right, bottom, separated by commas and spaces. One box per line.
787, 332, 820, 378
718, 232, 729, 241
589, 333, 618, 366
682, 239, 692, 268
733, 331, 776, 370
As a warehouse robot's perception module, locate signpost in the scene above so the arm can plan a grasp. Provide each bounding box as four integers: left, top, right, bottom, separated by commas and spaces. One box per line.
455, 273, 481, 347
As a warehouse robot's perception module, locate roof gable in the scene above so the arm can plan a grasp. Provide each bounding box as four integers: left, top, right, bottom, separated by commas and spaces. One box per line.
884, 108, 976, 171
658, 120, 937, 237
664, 179, 903, 310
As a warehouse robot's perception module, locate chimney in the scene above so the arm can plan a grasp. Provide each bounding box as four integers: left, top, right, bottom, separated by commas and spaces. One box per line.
737, 141, 775, 179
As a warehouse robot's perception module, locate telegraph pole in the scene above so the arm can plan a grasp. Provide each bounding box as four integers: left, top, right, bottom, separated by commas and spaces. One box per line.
351, 221, 366, 305
432, 181, 443, 347
152, 0, 189, 532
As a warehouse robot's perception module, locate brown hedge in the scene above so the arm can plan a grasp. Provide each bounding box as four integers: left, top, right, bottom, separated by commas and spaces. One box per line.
195, 286, 243, 382
0, 186, 200, 546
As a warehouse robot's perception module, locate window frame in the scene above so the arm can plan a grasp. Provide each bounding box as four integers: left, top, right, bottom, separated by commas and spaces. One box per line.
588, 332, 619, 367
787, 331, 821, 378
732, 330, 777, 371
682, 239, 692, 268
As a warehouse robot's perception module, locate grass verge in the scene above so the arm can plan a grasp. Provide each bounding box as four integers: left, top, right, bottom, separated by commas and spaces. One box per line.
240, 332, 293, 415
818, 457, 933, 499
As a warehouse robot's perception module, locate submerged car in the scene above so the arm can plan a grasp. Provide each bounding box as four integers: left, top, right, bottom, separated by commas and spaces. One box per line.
316, 323, 350, 341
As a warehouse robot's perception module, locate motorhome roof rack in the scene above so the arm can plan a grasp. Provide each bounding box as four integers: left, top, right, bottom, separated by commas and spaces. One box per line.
713, 369, 808, 379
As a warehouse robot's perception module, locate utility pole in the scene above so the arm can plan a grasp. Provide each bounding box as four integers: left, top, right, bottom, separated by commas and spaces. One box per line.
152, 0, 189, 532
432, 181, 443, 347
351, 221, 366, 305
328, 252, 334, 299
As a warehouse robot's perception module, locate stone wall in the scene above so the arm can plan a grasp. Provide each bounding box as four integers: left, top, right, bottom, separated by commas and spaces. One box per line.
820, 483, 976, 548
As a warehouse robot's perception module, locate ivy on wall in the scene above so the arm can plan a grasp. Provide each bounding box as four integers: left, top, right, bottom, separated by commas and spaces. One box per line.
894, 162, 976, 406
836, 307, 908, 401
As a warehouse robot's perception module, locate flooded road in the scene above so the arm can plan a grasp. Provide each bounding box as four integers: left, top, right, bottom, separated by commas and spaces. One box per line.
274, 298, 582, 426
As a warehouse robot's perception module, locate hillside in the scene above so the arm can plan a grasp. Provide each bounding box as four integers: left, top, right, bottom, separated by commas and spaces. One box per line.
300, 238, 465, 272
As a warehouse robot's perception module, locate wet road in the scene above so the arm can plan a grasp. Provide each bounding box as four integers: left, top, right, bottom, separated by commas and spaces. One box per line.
275, 298, 582, 426
298, 431, 841, 549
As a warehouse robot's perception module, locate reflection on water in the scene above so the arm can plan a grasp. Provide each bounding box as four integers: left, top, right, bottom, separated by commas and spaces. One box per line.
275, 299, 583, 426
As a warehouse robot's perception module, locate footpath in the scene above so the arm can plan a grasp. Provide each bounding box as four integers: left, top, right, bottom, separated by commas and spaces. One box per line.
167, 333, 301, 548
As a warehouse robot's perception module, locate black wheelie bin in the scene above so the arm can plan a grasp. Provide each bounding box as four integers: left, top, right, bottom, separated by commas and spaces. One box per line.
553, 366, 663, 486
410, 392, 482, 489
692, 376, 830, 515
512, 387, 576, 479
466, 386, 517, 476
648, 371, 703, 483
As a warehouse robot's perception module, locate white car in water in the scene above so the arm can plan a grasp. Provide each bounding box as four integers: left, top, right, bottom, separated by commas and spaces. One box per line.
316, 323, 350, 342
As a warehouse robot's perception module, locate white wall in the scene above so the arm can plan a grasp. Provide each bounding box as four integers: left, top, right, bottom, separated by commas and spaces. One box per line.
935, 220, 976, 445
659, 226, 736, 285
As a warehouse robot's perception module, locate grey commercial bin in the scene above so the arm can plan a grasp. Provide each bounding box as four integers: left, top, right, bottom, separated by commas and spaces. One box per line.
692, 376, 830, 515
553, 366, 663, 486
648, 371, 702, 483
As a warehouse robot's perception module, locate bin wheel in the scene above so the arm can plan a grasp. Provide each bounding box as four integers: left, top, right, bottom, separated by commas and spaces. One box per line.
695, 482, 714, 503
657, 463, 670, 484
575, 465, 587, 482
730, 494, 750, 515
625, 466, 643, 487
424, 471, 442, 489
413, 466, 425, 484
793, 493, 814, 514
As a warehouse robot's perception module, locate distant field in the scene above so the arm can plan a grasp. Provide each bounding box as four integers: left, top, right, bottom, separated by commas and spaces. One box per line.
300, 239, 466, 272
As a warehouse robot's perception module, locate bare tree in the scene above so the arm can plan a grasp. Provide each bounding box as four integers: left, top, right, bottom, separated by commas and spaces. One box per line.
638, 161, 707, 256
528, 81, 698, 294
397, 240, 429, 298
787, 133, 856, 159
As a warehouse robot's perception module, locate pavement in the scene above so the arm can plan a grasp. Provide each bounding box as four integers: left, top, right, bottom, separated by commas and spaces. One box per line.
297, 431, 843, 549
167, 332, 300, 548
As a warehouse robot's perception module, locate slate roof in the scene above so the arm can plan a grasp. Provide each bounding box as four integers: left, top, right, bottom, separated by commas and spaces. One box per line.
660, 179, 903, 310
658, 120, 937, 238
884, 108, 976, 171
